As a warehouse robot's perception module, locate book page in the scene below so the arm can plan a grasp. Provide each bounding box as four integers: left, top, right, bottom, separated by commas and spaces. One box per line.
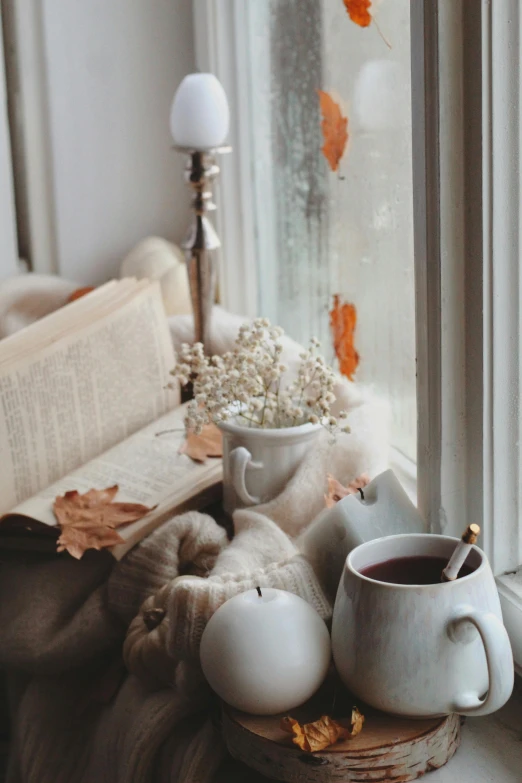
7, 403, 222, 560
0, 280, 121, 367
0, 282, 179, 515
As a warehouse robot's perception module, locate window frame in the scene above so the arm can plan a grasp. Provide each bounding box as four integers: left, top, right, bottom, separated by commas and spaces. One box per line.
192, 0, 258, 319
1, 0, 57, 274
480, 0, 522, 669
412, 0, 482, 546
0, 3, 18, 278
423, 0, 522, 671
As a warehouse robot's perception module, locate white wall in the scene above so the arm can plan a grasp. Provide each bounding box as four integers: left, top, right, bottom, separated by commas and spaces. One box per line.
38, 0, 195, 284
0, 5, 19, 280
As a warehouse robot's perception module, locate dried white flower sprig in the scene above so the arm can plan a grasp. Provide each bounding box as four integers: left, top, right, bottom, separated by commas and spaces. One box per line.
170, 318, 350, 436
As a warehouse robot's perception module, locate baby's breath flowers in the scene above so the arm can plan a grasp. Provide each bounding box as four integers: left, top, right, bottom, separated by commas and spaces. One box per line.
170, 318, 351, 437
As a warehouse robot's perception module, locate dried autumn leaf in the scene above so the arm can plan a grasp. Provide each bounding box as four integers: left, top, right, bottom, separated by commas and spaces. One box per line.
179, 423, 223, 463
67, 286, 95, 303
343, 0, 372, 27
330, 294, 359, 380
349, 706, 365, 737
342, 0, 391, 48
318, 90, 349, 173
325, 473, 370, 508
280, 715, 340, 752
280, 709, 364, 753
54, 485, 155, 559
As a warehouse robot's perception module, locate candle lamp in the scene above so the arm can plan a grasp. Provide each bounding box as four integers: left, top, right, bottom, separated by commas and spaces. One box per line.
170, 74, 231, 351
173, 144, 230, 350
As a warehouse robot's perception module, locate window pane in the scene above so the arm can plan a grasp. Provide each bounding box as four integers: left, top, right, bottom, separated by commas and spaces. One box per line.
246, 0, 416, 460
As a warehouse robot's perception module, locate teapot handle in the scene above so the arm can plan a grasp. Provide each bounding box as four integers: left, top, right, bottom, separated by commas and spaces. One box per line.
229, 446, 263, 506
448, 604, 514, 716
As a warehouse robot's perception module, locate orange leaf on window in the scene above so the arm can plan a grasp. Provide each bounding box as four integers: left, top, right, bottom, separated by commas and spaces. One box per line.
342, 0, 391, 48
318, 91, 349, 173
329, 294, 359, 380
343, 0, 372, 28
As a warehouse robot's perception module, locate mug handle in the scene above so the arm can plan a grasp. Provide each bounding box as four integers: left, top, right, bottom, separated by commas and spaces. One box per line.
229, 446, 263, 506
448, 603, 514, 716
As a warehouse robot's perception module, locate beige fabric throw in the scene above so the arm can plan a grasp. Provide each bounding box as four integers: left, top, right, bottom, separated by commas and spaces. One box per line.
1, 279, 389, 783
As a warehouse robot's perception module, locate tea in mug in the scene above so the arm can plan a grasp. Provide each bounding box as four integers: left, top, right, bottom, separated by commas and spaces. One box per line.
359, 555, 475, 585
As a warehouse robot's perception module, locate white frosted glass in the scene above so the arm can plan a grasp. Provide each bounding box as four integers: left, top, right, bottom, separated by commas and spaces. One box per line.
246, 0, 416, 461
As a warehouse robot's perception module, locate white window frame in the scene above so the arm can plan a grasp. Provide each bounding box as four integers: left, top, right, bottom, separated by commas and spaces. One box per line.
411, 0, 479, 545
481, 0, 522, 668
194, 0, 522, 670
417, 0, 522, 671
0, 3, 18, 279
192, 0, 259, 319
2, 0, 62, 275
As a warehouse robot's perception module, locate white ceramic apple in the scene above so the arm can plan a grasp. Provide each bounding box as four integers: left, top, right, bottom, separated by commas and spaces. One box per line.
200, 588, 331, 715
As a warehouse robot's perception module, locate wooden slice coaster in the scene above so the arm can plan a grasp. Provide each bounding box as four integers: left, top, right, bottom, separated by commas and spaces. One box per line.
221, 678, 462, 783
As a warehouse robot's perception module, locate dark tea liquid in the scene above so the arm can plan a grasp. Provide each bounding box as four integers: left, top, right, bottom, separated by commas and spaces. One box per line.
359, 555, 475, 585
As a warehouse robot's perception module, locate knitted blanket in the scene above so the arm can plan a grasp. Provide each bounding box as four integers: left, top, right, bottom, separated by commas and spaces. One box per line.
0, 275, 390, 783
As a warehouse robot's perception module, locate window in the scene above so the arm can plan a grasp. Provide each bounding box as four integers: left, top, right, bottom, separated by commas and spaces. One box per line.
249, 0, 416, 464
197, 0, 522, 670
200, 0, 417, 468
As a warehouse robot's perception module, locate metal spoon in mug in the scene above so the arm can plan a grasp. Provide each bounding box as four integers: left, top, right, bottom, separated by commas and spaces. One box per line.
441, 524, 481, 582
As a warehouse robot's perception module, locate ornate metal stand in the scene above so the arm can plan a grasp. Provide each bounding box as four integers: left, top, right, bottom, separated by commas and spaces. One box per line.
175, 145, 231, 352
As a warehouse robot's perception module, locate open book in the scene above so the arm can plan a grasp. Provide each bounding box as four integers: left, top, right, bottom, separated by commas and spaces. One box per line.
0, 279, 222, 560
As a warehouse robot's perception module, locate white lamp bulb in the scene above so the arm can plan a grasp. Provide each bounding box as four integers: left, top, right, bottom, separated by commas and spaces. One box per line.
170, 73, 230, 150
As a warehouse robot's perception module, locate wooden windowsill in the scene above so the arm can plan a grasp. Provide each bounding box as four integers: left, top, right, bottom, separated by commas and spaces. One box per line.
214, 678, 522, 782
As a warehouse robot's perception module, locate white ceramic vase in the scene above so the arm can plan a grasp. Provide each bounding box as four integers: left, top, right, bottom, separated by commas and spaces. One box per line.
218, 417, 321, 515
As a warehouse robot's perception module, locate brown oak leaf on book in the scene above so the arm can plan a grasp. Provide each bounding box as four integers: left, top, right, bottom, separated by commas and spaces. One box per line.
179, 424, 223, 463
54, 485, 155, 559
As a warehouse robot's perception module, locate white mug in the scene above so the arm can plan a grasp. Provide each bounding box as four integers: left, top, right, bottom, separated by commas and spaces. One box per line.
332, 533, 514, 718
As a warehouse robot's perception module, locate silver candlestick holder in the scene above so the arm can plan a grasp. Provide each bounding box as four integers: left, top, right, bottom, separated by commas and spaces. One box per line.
175, 145, 231, 352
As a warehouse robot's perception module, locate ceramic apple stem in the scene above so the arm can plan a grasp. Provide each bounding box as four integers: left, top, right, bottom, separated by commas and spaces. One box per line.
256, 586, 262, 597
441, 524, 481, 582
